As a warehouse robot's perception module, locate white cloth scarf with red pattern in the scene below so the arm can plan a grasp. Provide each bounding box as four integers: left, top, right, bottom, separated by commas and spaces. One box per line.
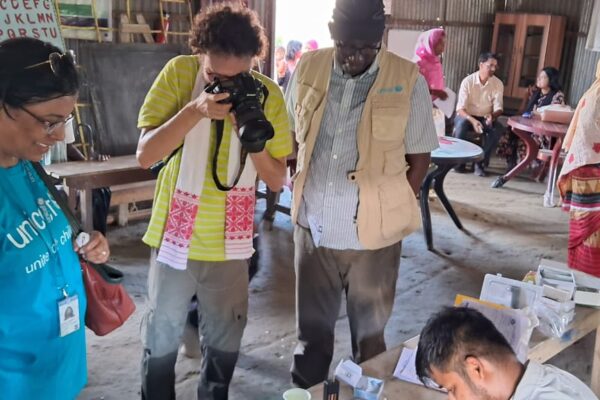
156, 69, 257, 270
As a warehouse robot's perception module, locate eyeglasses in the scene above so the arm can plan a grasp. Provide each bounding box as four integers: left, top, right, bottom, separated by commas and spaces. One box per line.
20, 106, 74, 136
421, 376, 442, 389
335, 41, 381, 54
24, 52, 74, 77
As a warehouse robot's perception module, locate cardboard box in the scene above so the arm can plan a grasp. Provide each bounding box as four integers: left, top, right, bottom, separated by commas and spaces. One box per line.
535, 105, 575, 125
539, 259, 600, 307
354, 377, 384, 400
334, 360, 384, 400
480, 274, 542, 309
535, 265, 576, 299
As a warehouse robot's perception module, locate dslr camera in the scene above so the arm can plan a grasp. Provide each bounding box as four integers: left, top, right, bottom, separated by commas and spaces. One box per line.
205, 72, 274, 153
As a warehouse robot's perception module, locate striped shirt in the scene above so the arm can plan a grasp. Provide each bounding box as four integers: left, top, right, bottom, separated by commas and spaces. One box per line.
286, 52, 438, 250
138, 55, 292, 261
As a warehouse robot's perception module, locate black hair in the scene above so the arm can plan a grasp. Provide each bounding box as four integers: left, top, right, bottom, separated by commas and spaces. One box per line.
285, 40, 302, 62
524, 66, 564, 112
541, 66, 562, 92
189, 2, 268, 59
415, 307, 515, 384
0, 37, 79, 115
478, 52, 498, 65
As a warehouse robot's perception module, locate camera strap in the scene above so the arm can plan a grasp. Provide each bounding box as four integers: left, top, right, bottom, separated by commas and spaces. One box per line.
209, 75, 269, 191
211, 120, 248, 191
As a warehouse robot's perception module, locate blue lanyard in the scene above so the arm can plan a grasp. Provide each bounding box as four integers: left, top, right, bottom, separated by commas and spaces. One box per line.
0, 161, 72, 299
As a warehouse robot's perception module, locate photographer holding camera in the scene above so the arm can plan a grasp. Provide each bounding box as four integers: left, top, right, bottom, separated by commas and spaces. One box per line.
135, 3, 292, 399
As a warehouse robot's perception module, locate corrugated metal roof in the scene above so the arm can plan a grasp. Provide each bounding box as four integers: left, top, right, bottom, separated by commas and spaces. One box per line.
386, 0, 496, 93
64, 0, 598, 104
446, 0, 496, 24
443, 26, 494, 92
385, 0, 598, 103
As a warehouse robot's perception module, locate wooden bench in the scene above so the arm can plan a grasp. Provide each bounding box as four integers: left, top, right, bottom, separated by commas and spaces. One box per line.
45, 155, 155, 231
109, 180, 156, 226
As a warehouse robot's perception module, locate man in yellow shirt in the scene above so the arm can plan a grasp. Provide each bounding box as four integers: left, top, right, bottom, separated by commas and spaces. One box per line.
136, 3, 292, 399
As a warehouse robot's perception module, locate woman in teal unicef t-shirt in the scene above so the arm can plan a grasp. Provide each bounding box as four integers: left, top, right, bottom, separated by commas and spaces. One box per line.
0, 38, 111, 399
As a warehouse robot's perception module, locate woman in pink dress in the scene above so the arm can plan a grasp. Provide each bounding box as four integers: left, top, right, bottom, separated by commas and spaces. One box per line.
413, 28, 447, 100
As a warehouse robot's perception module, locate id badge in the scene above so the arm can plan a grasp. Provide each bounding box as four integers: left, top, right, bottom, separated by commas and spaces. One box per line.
58, 295, 80, 337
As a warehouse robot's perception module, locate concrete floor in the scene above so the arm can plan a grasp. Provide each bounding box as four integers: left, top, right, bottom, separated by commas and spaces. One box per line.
78, 161, 595, 400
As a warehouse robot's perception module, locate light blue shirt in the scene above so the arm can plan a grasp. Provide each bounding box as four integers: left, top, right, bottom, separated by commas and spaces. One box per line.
0, 161, 87, 400
286, 51, 438, 250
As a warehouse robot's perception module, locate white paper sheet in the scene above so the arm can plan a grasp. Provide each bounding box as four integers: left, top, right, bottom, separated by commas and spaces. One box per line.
459, 300, 532, 363
433, 88, 457, 118
393, 347, 422, 385
393, 347, 446, 392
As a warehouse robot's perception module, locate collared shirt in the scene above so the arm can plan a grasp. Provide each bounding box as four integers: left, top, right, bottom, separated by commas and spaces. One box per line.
456, 71, 504, 117
286, 51, 438, 250
511, 361, 598, 400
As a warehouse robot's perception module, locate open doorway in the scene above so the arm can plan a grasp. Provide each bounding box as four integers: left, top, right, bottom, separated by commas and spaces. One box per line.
273, 0, 336, 88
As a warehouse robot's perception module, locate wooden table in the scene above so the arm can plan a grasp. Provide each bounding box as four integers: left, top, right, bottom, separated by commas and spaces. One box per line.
491, 116, 569, 207
309, 306, 600, 398
309, 336, 446, 400
420, 137, 484, 251
44, 155, 155, 231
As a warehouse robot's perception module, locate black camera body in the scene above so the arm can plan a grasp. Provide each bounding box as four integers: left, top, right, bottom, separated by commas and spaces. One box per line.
206, 72, 274, 153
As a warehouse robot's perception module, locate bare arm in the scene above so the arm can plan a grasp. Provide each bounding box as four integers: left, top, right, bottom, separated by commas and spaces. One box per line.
250, 152, 287, 192
136, 91, 231, 169
457, 109, 484, 133
405, 153, 431, 195
430, 89, 448, 100
491, 109, 503, 120
456, 108, 473, 119
66, 143, 86, 161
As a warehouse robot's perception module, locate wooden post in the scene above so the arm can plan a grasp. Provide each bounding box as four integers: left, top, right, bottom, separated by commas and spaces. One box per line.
591, 328, 600, 396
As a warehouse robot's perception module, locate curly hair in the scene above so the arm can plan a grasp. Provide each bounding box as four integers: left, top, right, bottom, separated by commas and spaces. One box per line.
189, 2, 268, 60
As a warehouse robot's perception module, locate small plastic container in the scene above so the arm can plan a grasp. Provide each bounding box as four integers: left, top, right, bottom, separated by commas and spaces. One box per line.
353, 376, 384, 400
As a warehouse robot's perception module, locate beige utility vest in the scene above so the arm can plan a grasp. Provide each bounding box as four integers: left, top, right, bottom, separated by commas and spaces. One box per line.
291, 47, 421, 249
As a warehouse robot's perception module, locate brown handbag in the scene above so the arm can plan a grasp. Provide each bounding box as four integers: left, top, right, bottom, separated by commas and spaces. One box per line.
80, 259, 136, 336
32, 162, 136, 336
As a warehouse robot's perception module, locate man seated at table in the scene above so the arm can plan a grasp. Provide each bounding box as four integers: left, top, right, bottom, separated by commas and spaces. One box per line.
415, 307, 598, 400
453, 52, 504, 177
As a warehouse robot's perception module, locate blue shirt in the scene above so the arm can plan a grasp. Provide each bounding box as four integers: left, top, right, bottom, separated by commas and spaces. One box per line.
0, 161, 87, 400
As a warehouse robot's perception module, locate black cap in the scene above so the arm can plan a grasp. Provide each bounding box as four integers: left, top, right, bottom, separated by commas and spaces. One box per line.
329, 0, 385, 42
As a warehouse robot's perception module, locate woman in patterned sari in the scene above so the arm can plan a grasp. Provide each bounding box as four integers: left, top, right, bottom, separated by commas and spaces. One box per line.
558, 60, 600, 276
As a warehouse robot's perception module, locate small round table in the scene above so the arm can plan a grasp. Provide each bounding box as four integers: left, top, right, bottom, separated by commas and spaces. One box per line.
420, 136, 484, 251
491, 116, 568, 207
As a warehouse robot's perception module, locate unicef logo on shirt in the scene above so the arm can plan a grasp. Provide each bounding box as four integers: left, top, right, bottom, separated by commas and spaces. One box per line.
378, 85, 403, 94
6, 194, 61, 250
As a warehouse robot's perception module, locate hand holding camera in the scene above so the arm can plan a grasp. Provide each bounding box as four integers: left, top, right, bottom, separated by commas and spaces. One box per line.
190, 90, 232, 120
204, 72, 274, 153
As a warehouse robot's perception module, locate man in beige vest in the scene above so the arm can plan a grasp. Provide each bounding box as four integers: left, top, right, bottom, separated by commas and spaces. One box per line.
285, 0, 439, 388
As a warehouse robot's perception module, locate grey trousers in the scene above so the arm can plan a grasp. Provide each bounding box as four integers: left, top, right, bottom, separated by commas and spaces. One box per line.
291, 226, 402, 388
141, 250, 249, 400
453, 115, 504, 166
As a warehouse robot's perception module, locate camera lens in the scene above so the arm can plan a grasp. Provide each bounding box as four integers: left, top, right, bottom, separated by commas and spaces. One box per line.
239, 119, 274, 153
